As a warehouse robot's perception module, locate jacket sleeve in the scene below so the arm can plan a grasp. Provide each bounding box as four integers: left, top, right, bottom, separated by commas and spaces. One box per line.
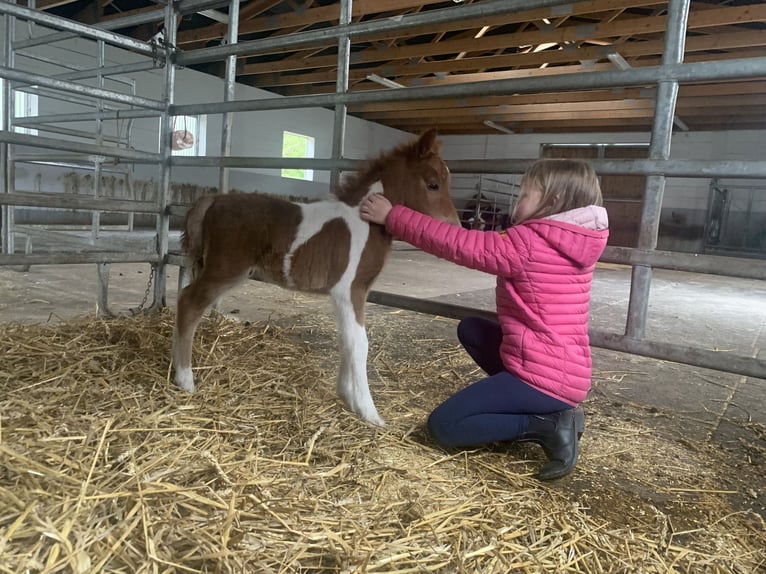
385, 205, 531, 276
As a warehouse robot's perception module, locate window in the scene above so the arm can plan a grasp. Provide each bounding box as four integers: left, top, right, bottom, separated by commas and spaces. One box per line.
281, 131, 314, 181
0, 81, 39, 135
169, 114, 206, 156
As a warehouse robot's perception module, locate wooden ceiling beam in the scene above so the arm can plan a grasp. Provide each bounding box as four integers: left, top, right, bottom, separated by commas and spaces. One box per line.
346, 81, 766, 113
240, 0, 283, 21
360, 93, 766, 123
177, 0, 450, 44
237, 4, 766, 84
239, 27, 766, 88
178, 0, 667, 46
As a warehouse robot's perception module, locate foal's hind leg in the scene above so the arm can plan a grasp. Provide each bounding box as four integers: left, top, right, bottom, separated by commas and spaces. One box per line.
173, 271, 244, 392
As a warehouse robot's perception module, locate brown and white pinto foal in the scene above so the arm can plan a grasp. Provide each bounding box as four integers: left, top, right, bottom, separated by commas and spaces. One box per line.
172, 129, 458, 426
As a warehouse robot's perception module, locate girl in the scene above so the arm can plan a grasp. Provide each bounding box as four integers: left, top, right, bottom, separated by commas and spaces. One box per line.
360, 159, 609, 480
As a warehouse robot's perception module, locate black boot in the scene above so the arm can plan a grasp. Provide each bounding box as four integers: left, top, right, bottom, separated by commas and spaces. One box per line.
518, 407, 584, 480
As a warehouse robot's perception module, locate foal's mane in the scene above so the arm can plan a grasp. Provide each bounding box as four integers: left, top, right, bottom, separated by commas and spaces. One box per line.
333, 135, 435, 205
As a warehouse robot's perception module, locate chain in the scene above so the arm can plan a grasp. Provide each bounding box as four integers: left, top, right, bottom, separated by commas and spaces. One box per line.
133, 265, 156, 315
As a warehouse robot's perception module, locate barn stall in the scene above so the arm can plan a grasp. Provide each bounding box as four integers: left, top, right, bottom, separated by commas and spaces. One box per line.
1, 1, 765, 572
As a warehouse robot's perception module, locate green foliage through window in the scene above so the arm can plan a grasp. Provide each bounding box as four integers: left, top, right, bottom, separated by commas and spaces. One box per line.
282, 131, 315, 181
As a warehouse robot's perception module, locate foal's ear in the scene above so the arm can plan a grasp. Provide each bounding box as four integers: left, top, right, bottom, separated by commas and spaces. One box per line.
415, 128, 439, 158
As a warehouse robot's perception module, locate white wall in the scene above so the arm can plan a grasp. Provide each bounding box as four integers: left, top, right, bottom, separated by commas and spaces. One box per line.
10, 30, 412, 202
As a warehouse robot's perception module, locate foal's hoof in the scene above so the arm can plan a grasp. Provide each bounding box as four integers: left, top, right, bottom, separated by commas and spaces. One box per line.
174, 368, 196, 392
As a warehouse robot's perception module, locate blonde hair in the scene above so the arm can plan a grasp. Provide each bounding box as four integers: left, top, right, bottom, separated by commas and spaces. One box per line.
517, 159, 602, 223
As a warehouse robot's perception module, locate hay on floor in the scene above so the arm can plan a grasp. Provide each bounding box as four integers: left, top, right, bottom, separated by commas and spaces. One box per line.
0, 311, 764, 573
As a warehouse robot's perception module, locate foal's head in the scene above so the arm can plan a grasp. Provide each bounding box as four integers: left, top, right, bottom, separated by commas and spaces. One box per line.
338, 129, 459, 225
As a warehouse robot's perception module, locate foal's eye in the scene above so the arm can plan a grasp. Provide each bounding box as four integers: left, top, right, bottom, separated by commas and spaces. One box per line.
427, 182, 440, 191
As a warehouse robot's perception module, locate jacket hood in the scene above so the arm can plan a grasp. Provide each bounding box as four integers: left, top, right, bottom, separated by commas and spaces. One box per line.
526, 205, 609, 268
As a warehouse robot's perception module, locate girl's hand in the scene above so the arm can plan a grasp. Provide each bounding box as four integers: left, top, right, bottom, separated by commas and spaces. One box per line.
360, 193, 393, 225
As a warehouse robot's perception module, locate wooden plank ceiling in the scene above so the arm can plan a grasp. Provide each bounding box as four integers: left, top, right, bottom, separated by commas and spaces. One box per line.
40, 0, 766, 134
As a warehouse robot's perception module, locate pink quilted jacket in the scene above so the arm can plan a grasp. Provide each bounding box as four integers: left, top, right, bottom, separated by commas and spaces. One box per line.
385, 204, 609, 405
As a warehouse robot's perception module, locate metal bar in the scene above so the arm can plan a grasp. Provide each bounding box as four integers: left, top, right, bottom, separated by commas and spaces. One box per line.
218, 0, 239, 194
364, 291, 766, 381
601, 246, 766, 281
171, 58, 766, 116
1, 12, 13, 256
19, 109, 160, 125
0, 131, 162, 163
0, 191, 159, 214
12, 156, 131, 172
177, 0, 577, 66
0, 66, 164, 110
17, 51, 139, 89
0, 252, 161, 266
329, 0, 352, 191
589, 332, 766, 381
22, 123, 123, 145
151, 2, 177, 310
20, 58, 766, 127
626, 0, 690, 340
447, 158, 766, 178
0, 3, 162, 57
54, 61, 161, 83
14, 84, 146, 115
171, 155, 766, 179
171, 156, 360, 169
91, 40, 106, 245
13, 8, 166, 51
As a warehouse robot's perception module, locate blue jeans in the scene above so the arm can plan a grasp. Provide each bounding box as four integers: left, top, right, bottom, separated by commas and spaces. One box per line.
427, 316, 571, 448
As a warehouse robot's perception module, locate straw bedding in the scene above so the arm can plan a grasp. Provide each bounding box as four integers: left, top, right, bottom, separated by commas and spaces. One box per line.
1, 310, 764, 573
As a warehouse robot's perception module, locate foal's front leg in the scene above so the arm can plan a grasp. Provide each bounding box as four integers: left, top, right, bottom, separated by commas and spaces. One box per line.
331, 292, 384, 426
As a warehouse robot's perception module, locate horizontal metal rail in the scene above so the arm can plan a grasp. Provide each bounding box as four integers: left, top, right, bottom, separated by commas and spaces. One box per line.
0, 131, 162, 164
17, 52, 139, 89
450, 158, 766, 179
12, 156, 131, 172
0, 66, 164, 110
22, 123, 124, 145
0, 192, 160, 214
13, 9, 166, 51
0, 2, 162, 57
169, 155, 766, 179
170, 156, 361, 170
366, 291, 766, 381
0, 252, 160, 266
171, 58, 766, 117
53, 61, 161, 83
601, 246, 766, 280
18, 109, 160, 125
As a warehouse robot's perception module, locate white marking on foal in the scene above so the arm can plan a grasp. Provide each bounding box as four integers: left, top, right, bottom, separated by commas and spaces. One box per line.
280, 187, 385, 425
282, 199, 357, 288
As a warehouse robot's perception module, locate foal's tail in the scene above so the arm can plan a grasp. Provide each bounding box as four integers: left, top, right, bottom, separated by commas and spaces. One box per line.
182, 195, 216, 278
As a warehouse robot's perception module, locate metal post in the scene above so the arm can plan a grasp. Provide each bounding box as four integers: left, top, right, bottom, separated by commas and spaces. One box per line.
625, 0, 690, 339
94, 40, 107, 310
218, 0, 240, 195
330, 0, 352, 191
97, 263, 113, 317
92, 41, 105, 244
1, 12, 13, 256
151, 2, 178, 311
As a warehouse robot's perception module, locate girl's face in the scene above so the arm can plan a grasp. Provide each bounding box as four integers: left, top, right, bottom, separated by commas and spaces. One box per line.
512, 182, 544, 224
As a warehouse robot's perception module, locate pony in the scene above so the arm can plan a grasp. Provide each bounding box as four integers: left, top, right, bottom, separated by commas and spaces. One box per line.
172, 129, 459, 426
